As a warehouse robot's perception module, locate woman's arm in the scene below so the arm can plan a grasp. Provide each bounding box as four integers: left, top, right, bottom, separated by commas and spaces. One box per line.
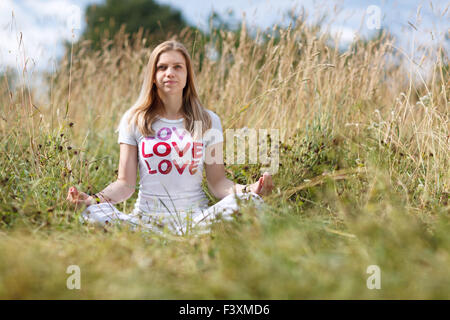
204, 142, 245, 199
90, 143, 138, 204
67, 143, 138, 207
204, 142, 274, 199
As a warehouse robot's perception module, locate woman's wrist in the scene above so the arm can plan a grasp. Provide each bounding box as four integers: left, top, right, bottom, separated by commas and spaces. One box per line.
231, 184, 248, 194
242, 184, 251, 193
87, 193, 102, 205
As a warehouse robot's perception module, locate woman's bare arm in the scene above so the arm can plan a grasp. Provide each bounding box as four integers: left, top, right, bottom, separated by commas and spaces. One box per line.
204, 142, 243, 199
90, 143, 138, 204
67, 143, 138, 206
204, 142, 274, 199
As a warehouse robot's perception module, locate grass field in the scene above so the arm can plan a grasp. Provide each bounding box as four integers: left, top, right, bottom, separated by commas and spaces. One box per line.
0, 11, 448, 299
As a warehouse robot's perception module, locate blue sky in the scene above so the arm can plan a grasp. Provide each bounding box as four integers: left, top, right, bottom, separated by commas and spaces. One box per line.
0, 0, 448, 73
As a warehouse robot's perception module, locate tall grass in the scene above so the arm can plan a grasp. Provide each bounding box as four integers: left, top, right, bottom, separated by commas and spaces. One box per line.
0, 7, 448, 298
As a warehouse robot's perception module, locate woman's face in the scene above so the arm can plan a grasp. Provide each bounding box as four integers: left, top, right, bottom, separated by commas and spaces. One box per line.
154, 50, 188, 97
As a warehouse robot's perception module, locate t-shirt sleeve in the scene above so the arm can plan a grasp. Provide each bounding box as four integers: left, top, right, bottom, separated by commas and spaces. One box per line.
204, 110, 224, 147
116, 110, 138, 146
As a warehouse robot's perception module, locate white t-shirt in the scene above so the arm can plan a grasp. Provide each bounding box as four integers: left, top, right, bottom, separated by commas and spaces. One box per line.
116, 108, 224, 215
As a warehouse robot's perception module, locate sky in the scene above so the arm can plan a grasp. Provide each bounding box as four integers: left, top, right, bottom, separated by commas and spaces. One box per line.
0, 0, 448, 75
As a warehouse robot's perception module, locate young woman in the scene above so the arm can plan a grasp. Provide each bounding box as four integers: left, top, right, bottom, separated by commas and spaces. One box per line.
66, 40, 274, 235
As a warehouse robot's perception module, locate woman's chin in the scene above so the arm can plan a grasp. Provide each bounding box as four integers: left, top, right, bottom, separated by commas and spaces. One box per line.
161, 88, 183, 96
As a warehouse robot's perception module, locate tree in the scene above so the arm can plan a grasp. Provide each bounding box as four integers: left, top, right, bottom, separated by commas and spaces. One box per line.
82, 0, 190, 50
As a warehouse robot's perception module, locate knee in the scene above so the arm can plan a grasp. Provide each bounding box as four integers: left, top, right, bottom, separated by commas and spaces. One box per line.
230, 192, 264, 208
235, 192, 263, 201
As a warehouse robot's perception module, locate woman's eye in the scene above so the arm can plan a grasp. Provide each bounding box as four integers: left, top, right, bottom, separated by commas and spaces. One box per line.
157, 66, 166, 70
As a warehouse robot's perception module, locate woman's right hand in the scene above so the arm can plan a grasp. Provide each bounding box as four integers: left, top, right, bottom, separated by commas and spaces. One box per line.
66, 186, 95, 209
250, 172, 274, 196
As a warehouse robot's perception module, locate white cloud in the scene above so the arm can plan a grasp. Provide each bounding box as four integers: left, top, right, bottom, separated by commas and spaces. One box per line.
329, 25, 357, 45
0, 0, 85, 72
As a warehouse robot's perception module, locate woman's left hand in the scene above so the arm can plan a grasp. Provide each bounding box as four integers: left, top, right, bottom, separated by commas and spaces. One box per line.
249, 172, 274, 196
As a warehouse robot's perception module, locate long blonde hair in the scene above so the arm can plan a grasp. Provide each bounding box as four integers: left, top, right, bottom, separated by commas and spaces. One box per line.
125, 40, 211, 138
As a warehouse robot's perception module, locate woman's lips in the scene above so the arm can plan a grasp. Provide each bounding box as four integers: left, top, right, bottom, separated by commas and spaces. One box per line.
165, 81, 177, 84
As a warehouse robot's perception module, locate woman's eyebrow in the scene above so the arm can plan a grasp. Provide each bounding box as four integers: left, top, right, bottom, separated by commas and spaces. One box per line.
157, 62, 185, 66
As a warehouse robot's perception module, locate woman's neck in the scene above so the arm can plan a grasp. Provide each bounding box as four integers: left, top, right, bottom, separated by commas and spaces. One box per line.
159, 93, 183, 119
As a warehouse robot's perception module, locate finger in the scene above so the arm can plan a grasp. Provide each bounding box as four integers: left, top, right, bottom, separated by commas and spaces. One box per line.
70, 199, 85, 206
261, 175, 273, 194
263, 172, 272, 181
255, 177, 263, 194
79, 192, 89, 200
72, 189, 81, 200
263, 174, 273, 186
67, 191, 74, 200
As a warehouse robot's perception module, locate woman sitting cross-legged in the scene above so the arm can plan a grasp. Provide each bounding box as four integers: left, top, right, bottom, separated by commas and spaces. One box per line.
66, 40, 274, 235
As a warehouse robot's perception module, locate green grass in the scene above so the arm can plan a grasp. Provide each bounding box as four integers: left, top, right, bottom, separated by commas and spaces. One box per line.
0, 116, 448, 299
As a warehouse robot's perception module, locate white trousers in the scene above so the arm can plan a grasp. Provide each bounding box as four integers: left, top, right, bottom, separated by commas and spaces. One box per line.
81, 192, 264, 235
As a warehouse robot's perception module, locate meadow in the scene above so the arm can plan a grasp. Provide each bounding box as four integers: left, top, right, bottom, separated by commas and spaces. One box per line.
0, 10, 448, 299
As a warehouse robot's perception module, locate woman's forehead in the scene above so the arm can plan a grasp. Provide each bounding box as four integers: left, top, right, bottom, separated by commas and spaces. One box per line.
157, 50, 186, 64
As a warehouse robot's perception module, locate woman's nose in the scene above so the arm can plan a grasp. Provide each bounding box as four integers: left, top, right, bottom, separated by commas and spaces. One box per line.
166, 67, 175, 76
